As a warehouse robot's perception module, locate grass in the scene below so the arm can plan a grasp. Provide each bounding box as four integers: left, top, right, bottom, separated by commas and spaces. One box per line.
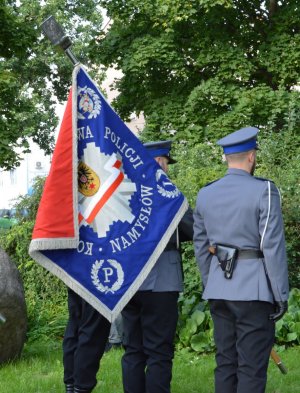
0, 340, 299, 393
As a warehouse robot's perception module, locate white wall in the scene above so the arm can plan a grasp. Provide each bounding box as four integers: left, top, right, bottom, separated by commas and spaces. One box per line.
0, 143, 51, 209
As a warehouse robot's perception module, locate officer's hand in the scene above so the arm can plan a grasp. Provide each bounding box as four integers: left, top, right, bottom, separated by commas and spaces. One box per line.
269, 301, 288, 322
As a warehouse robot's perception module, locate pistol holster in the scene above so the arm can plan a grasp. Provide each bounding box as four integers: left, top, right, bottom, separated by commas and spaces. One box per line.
215, 244, 239, 279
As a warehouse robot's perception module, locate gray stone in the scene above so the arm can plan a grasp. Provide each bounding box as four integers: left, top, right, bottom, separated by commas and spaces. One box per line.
0, 247, 27, 364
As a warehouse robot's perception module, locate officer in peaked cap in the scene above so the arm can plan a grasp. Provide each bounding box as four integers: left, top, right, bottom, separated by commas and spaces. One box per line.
193, 126, 289, 393
121, 140, 193, 393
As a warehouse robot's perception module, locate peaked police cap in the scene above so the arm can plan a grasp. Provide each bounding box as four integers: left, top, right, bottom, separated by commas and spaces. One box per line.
143, 140, 177, 164
217, 127, 259, 154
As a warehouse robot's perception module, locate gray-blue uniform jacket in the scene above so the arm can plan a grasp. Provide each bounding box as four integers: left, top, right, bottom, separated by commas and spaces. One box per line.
193, 168, 289, 303
139, 207, 194, 292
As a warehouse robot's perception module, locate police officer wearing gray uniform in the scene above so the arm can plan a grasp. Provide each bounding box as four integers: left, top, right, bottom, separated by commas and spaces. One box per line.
193, 127, 289, 393
122, 141, 194, 393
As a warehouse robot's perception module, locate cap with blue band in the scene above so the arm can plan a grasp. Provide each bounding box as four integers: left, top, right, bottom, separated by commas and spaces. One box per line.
217, 126, 259, 154
147, 148, 170, 159
143, 140, 176, 164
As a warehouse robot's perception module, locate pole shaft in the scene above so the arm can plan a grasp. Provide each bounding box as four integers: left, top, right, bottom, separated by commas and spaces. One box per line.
65, 48, 80, 66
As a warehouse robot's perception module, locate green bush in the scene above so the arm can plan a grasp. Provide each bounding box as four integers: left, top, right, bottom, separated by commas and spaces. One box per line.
275, 288, 300, 347
177, 294, 215, 354
0, 177, 68, 342
176, 288, 300, 353
257, 130, 300, 288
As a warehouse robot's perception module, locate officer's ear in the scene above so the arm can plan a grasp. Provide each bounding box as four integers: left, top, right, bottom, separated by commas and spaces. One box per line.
248, 150, 256, 163
155, 156, 169, 172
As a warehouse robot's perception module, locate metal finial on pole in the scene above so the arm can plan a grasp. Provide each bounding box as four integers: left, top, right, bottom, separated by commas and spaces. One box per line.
40, 15, 80, 66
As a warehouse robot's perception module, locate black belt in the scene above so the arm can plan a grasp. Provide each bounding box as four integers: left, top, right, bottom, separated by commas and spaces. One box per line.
238, 249, 264, 259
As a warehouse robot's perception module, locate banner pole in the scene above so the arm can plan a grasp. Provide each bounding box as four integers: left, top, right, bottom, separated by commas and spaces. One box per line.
270, 348, 288, 374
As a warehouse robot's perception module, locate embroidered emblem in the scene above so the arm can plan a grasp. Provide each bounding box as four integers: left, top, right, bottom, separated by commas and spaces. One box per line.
78, 143, 137, 238
78, 85, 101, 119
156, 169, 180, 199
91, 259, 124, 294
78, 161, 100, 197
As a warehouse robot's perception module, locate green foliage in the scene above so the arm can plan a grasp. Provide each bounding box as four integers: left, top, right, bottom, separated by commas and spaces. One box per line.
256, 129, 300, 289
275, 288, 300, 347
14, 176, 47, 221
169, 141, 225, 206
177, 294, 215, 354
0, 177, 68, 342
181, 243, 202, 298
176, 289, 300, 354
0, 0, 104, 170
93, 0, 300, 142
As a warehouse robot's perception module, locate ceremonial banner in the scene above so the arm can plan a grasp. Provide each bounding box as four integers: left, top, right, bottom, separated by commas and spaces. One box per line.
29, 65, 188, 321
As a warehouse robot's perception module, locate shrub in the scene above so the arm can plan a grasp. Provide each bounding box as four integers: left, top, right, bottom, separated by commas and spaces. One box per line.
275, 288, 300, 347
0, 177, 68, 342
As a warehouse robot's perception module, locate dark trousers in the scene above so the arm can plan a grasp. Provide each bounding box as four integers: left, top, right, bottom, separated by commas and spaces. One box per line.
63, 289, 111, 391
121, 291, 179, 393
209, 300, 275, 393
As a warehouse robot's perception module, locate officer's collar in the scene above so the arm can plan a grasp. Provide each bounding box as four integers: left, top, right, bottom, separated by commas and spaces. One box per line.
226, 168, 252, 176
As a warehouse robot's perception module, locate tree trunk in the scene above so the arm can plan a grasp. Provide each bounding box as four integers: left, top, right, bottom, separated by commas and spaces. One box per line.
269, 0, 278, 18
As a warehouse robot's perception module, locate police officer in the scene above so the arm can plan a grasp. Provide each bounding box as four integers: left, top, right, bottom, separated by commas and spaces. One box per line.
121, 140, 194, 393
63, 289, 111, 393
193, 127, 289, 393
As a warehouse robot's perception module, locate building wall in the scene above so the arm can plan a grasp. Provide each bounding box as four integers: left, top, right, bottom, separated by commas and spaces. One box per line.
0, 144, 51, 209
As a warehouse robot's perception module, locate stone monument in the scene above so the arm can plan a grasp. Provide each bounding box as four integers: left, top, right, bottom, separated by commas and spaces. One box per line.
0, 247, 27, 364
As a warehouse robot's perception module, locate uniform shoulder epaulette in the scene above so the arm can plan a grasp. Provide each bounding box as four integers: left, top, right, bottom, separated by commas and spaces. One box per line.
204, 178, 221, 187
254, 176, 274, 184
